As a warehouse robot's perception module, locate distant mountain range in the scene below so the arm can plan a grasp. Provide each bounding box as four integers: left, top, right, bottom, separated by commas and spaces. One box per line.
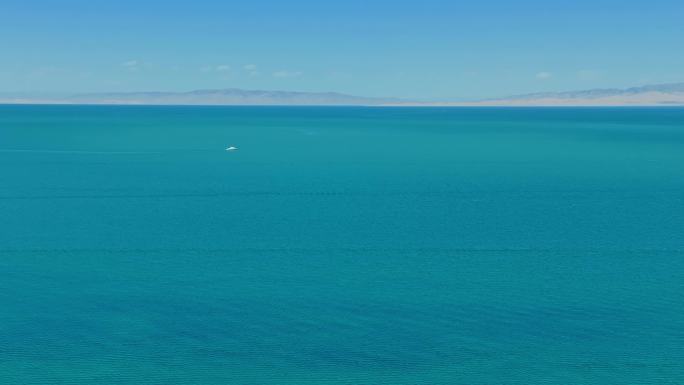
0, 89, 402, 106
2, 83, 684, 106
454, 83, 684, 106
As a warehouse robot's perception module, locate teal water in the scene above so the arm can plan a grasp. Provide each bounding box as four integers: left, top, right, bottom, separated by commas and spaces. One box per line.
1, 105, 683, 384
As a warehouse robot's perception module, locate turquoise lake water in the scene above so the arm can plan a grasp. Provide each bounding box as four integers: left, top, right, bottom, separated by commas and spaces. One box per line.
1, 105, 683, 384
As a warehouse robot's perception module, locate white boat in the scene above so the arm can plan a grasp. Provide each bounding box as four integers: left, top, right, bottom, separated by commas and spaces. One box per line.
225, 146, 238, 151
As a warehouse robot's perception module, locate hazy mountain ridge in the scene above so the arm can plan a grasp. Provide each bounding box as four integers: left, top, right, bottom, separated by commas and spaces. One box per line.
475, 83, 684, 106
0, 89, 403, 106
2, 83, 684, 106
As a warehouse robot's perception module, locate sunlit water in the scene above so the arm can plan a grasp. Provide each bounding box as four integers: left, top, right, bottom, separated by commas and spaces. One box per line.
1, 105, 683, 384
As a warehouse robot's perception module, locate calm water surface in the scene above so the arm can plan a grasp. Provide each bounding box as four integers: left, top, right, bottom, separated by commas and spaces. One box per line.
1, 106, 683, 384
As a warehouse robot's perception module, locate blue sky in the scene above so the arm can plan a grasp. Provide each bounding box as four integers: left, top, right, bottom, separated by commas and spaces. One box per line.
1, 0, 683, 99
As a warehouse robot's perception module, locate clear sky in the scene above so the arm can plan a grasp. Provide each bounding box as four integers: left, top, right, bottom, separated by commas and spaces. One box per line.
1, 0, 683, 100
